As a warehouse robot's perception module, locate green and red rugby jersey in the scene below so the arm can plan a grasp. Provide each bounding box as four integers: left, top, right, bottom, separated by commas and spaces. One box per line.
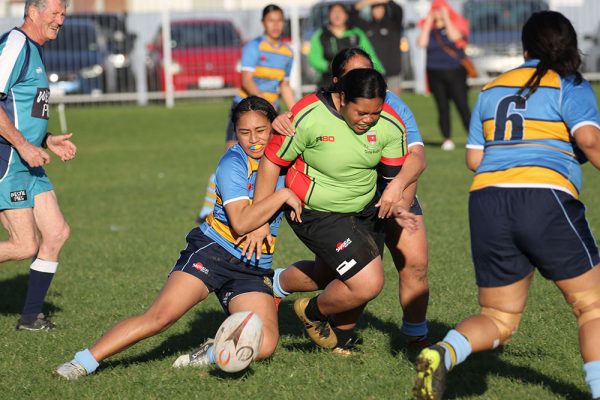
265, 91, 408, 213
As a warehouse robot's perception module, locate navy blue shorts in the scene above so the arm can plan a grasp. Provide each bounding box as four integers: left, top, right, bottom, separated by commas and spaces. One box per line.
469, 187, 600, 287
170, 228, 274, 312
285, 196, 385, 281
409, 197, 423, 216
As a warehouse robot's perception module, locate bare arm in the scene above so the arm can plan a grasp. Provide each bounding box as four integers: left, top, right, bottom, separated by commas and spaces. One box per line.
466, 148, 484, 171
279, 80, 296, 111
225, 187, 300, 236
377, 144, 427, 218
241, 70, 262, 97
440, 7, 463, 43
574, 125, 600, 169
417, 15, 433, 48
0, 106, 50, 167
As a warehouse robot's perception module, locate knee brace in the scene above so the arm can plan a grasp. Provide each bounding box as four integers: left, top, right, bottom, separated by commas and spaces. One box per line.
565, 286, 600, 327
480, 307, 522, 347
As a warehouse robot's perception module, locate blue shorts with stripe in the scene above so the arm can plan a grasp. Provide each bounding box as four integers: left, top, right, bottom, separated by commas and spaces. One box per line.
0, 144, 53, 210
170, 228, 274, 313
469, 187, 600, 287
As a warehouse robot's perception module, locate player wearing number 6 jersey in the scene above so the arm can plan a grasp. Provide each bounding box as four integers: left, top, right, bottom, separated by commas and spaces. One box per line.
413, 11, 600, 400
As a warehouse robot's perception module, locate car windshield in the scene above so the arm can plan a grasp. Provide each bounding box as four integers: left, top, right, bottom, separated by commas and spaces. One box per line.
46, 24, 99, 52
465, 1, 547, 32
171, 23, 240, 49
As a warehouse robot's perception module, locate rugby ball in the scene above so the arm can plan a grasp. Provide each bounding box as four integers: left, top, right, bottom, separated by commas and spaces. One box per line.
214, 311, 263, 373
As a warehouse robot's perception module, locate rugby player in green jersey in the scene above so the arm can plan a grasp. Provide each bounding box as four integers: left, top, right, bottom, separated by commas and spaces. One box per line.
249, 68, 419, 353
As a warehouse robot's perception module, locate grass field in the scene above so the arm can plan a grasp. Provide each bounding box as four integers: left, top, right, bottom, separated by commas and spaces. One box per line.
0, 89, 599, 400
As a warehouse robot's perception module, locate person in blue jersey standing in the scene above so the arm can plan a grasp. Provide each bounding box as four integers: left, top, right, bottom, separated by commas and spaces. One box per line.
0, 0, 76, 331
197, 4, 296, 223
54, 97, 303, 380
413, 11, 600, 400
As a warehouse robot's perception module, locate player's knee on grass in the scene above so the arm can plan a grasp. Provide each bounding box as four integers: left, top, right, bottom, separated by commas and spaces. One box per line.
256, 328, 278, 360
564, 286, 600, 327
480, 306, 522, 347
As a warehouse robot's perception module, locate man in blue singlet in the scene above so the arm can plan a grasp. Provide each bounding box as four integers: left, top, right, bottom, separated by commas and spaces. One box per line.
0, 0, 76, 331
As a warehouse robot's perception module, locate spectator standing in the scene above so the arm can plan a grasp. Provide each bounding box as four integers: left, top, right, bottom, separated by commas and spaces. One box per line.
351, 0, 405, 95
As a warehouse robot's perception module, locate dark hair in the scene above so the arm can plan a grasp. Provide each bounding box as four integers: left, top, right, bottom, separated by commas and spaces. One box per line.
232, 96, 278, 129
518, 11, 582, 99
262, 4, 284, 20
331, 48, 374, 80
328, 2, 348, 16
336, 68, 387, 103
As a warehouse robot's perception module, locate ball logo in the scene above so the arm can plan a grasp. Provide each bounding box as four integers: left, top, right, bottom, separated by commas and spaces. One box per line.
235, 346, 255, 362
335, 238, 352, 252
218, 349, 231, 366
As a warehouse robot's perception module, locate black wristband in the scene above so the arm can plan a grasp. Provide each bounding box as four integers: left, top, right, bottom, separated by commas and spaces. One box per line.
42, 132, 50, 148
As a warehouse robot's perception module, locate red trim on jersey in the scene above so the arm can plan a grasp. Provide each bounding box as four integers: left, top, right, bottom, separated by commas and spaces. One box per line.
290, 93, 319, 121
284, 158, 312, 205
383, 102, 407, 132
265, 134, 293, 167
381, 154, 408, 166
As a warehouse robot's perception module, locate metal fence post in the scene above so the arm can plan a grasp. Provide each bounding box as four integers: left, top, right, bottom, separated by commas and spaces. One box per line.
289, 5, 303, 101
161, 5, 174, 108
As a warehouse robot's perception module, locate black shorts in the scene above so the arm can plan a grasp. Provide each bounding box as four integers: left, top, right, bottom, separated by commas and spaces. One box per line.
469, 187, 600, 287
410, 197, 423, 216
171, 228, 274, 312
285, 197, 385, 281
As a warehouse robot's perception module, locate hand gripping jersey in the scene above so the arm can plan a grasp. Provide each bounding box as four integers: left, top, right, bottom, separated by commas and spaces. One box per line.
0, 28, 50, 148
265, 91, 408, 213
234, 35, 293, 107
467, 59, 600, 198
201, 144, 285, 269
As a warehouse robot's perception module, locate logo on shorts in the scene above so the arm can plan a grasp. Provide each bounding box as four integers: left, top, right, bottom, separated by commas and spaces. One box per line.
336, 259, 357, 276
335, 238, 352, 252
193, 262, 209, 275
10, 190, 27, 202
263, 276, 273, 290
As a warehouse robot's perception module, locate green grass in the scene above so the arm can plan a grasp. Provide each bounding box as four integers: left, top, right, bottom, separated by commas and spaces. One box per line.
0, 89, 599, 399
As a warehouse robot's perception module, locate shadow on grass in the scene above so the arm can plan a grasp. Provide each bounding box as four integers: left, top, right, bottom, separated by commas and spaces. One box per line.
103, 308, 224, 369
0, 273, 61, 316
362, 311, 587, 399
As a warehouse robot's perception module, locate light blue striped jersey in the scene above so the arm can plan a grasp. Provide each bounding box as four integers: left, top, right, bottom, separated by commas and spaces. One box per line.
0, 28, 49, 147
385, 91, 423, 147
467, 59, 600, 198
201, 144, 285, 269
234, 35, 293, 107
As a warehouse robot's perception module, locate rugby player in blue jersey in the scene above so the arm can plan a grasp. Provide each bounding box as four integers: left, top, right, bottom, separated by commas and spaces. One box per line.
271, 48, 430, 349
0, 0, 76, 331
413, 11, 600, 400
197, 4, 296, 222
54, 97, 302, 380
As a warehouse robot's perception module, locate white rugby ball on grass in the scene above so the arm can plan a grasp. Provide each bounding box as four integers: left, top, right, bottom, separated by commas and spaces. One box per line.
214, 311, 263, 373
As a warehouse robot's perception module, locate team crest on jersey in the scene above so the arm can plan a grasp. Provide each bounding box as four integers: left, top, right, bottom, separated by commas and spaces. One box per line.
10, 190, 27, 202
364, 130, 381, 154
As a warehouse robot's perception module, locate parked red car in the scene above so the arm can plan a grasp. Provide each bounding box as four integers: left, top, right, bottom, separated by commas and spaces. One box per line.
146, 19, 242, 91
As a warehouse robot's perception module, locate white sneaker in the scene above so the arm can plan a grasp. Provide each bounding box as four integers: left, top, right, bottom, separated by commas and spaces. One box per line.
441, 139, 455, 151
172, 338, 214, 368
54, 360, 87, 380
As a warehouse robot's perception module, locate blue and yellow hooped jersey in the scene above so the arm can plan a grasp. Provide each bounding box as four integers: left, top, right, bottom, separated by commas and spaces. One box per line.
467, 59, 600, 198
234, 35, 293, 107
200, 144, 285, 269
0, 28, 50, 148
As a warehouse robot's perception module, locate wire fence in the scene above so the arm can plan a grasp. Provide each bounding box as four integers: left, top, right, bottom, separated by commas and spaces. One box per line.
1, 0, 599, 108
